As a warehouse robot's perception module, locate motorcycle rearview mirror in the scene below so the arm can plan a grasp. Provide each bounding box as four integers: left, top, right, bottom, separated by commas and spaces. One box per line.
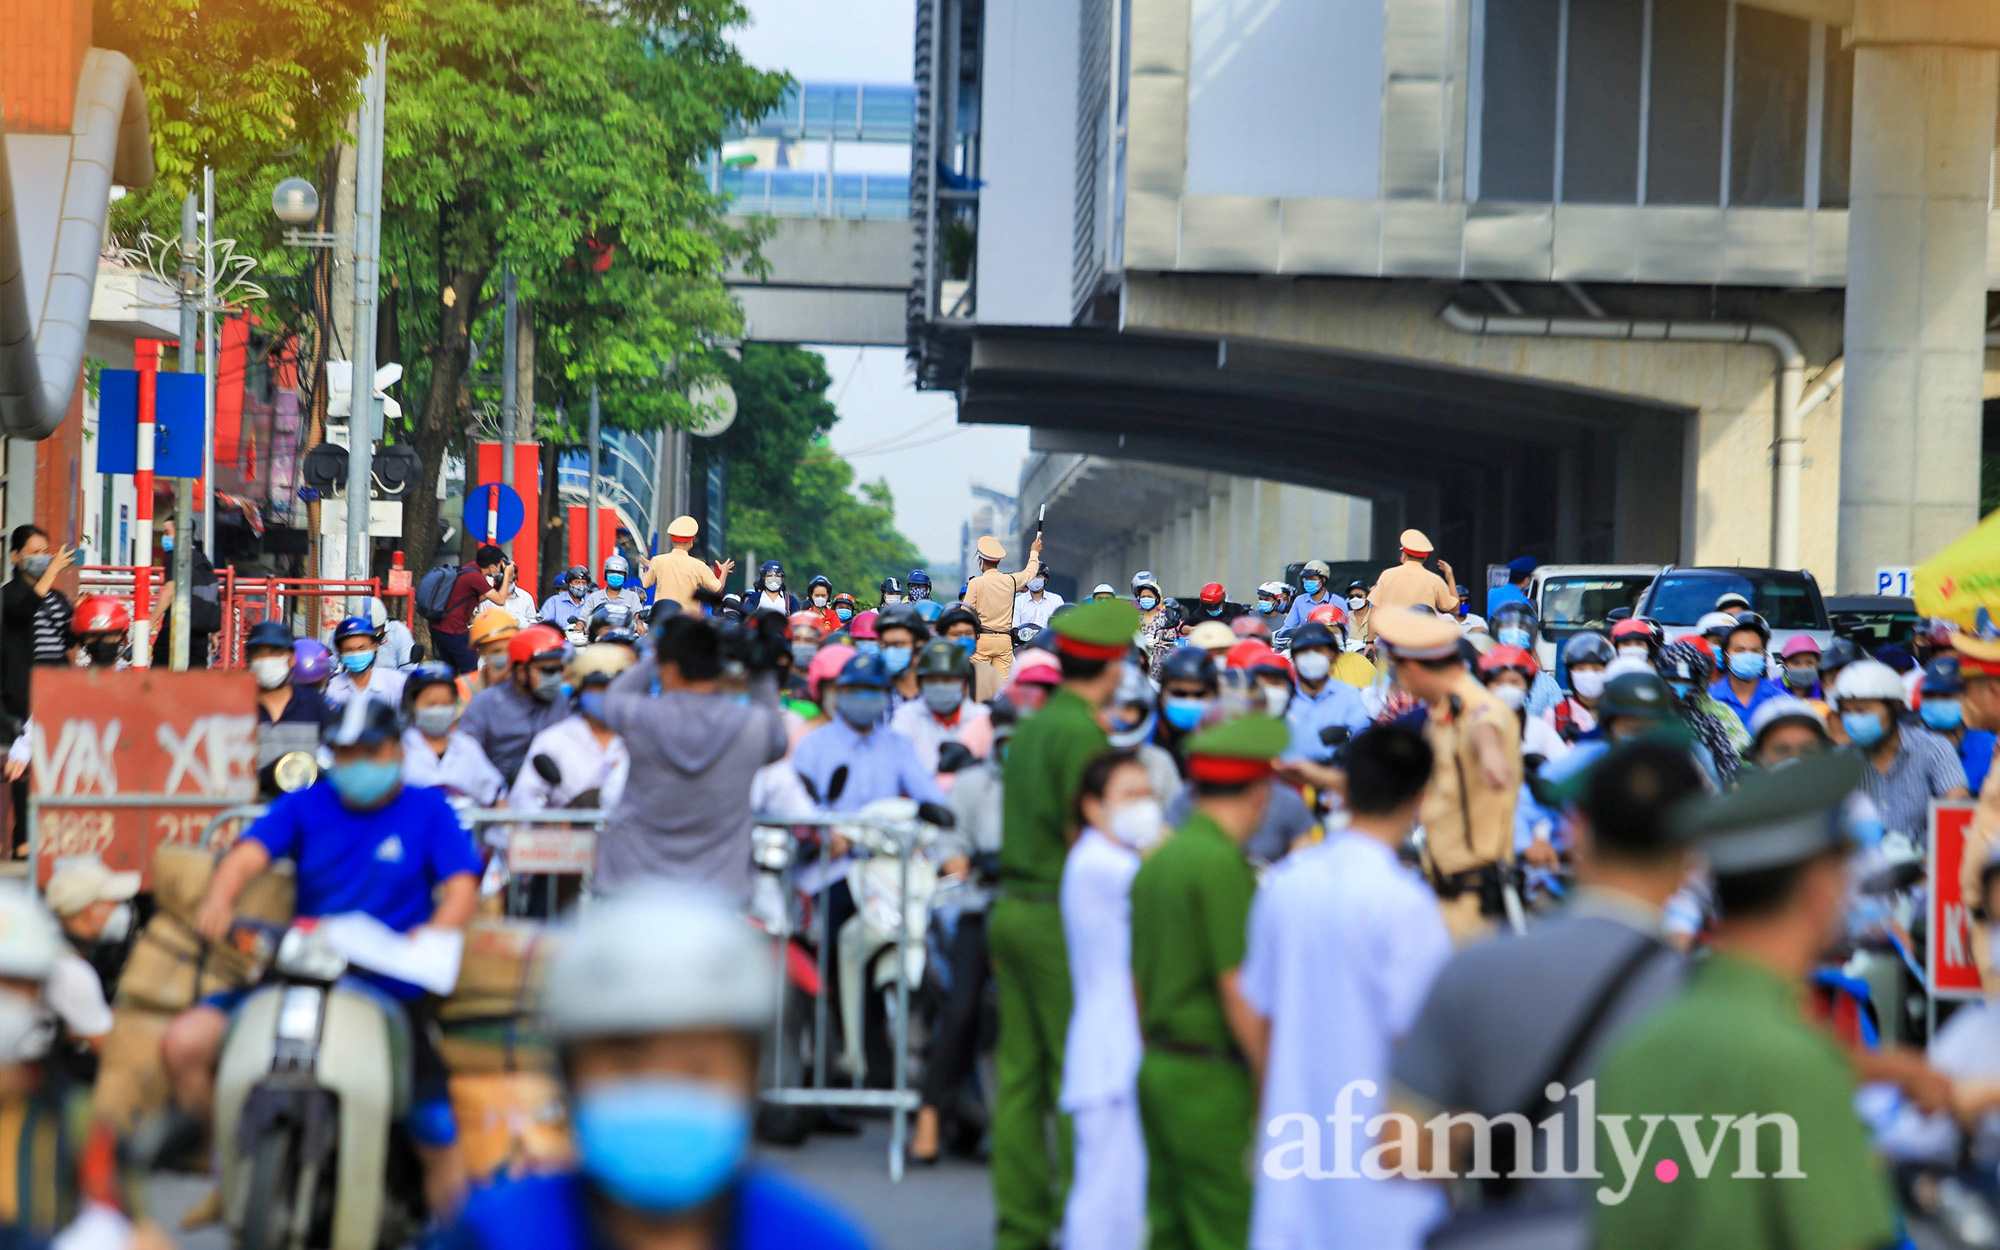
827, 765, 849, 805
917, 801, 957, 829
1606, 607, 1633, 622
1318, 725, 1352, 748
409, 644, 426, 664
936, 742, 976, 774
532, 753, 563, 787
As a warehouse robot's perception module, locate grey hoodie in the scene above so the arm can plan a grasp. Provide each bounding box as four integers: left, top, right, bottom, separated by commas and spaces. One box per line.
598, 657, 787, 903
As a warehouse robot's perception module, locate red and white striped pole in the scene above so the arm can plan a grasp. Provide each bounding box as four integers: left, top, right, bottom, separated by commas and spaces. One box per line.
131, 342, 158, 667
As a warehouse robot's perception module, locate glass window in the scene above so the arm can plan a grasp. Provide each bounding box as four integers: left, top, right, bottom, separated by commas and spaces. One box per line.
1729, 6, 1811, 206
1563, 0, 1646, 203
1480, 0, 1561, 200
1819, 33, 1853, 208
1646, 0, 1727, 204
1539, 575, 1658, 638
1644, 573, 1828, 630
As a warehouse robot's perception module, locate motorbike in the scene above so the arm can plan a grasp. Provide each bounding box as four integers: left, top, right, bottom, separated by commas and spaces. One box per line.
256, 723, 321, 801
214, 918, 454, 1250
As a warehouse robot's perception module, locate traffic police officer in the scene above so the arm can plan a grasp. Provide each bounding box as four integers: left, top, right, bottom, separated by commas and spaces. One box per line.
1593, 753, 1897, 1250
1951, 630, 2000, 990
965, 533, 1043, 701
640, 515, 734, 611
1129, 713, 1289, 1250
991, 598, 1135, 1250
1367, 529, 1458, 636
1376, 607, 1521, 943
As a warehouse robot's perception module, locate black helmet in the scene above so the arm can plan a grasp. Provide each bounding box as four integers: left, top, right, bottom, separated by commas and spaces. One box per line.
1288, 621, 1337, 651
649, 599, 681, 627
1923, 655, 1967, 697
1599, 671, 1675, 721
915, 638, 971, 679
400, 661, 461, 714
807, 575, 832, 593
1160, 646, 1218, 689
245, 620, 294, 652
564, 564, 590, 586
879, 576, 903, 599
1727, 610, 1772, 645
1820, 636, 1865, 677
875, 603, 930, 640
588, 601, 636, 641
322, 696, 403, 748
1562, 632, 1615, 667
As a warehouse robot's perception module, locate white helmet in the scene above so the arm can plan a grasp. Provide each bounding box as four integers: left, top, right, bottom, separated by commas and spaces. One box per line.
0, 886, 62, 981
1604, 654, 1657, 683
1695, 611, 1739, 638
1131, 571, 1160, 595
542, 886, 777, 1040
1258, 581, 1288, 599
367, 596, 389, 630
1833, 659, 1908, 709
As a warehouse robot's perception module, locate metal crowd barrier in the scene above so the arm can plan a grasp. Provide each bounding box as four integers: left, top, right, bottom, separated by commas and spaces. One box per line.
752, 807, 936, 1182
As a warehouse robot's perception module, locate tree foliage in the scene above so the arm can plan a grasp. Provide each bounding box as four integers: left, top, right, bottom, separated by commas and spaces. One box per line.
696, 345, 923, 598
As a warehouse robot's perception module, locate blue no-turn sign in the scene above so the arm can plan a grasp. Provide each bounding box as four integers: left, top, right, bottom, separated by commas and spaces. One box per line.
463, 482, 525, 544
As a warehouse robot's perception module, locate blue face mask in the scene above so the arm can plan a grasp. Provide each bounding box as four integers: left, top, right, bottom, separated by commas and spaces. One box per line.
1302, 579, 1321, 595
1727, 651, 1766, 681
572, 1078, 749, 1215
1137, 596, 1159, 612
836, 607, 854, 623
160, 536, 175, 553
1921, 699, 1964, 732
854, 639, 880, 658
1162, 697, 1209, 732
579, 689, 607, 722
1667, 680, 1695, 701
1256, 600, 1275, 615
340, 650, 376, 674
328, 758, 400, 808
1496, 627, 1532, 650
836, 689, 888, 728
606, 574, 625, 590
1843, 711, 1889, 748
881, 645, 912, 675
953, 636, 976, 656
790, 642, 819, 670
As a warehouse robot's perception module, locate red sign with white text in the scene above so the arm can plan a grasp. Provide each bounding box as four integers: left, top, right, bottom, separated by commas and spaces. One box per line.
1929, 800, 1983, 999
27, 668, 259, 886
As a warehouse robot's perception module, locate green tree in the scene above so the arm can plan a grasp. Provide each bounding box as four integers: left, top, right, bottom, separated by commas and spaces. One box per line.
695, 344, 923, 598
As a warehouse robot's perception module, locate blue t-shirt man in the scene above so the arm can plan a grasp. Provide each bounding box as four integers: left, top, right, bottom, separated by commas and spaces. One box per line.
245, 780, 482, 998
437, 1169, 870, 1250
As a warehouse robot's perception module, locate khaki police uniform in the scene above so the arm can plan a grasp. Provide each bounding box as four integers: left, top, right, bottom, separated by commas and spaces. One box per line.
966, 535, 1040, 700
1954, 635, 2000, 990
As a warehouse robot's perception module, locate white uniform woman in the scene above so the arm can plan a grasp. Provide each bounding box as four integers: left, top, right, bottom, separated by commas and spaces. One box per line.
399, 662, 507, 806
1059, 750, 1165, 1250
509, 643, 633, 813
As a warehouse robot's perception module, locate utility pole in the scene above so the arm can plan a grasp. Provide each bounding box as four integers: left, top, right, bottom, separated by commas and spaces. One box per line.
201, 167, 217, 555
500, 264, 517, 558
346, 38, 388, 614
587, 383, 601, 579
170, 193, 197, 672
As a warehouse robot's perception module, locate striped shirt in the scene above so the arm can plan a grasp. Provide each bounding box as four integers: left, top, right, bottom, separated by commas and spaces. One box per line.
1850, 725, 1969, 842
30, 592, 71, 666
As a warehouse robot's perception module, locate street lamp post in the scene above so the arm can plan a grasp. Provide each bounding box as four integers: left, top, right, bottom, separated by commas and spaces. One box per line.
347, 39, 388, 615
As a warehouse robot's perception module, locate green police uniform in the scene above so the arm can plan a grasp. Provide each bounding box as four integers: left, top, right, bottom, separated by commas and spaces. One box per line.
992, 599, 1139, 1250
1593, 753, 1898, 1250
1129, 714, 1288, 1250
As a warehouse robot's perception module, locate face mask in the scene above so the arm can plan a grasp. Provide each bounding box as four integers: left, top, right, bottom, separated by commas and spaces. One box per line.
837, 689, 888, 728
854, 639, 880, 658
1347, 595, 1367, 611
572, 1078, 750, 1215
160, 536, 174, 553
569, 584, 588, 600
483, 652, 511, 675
1496, 627, 1532, 649
764, 576, 782, 591
1342, 636, 1366, 654
1492, 684, 1527, 712
579, 690, 608, 723
1727, 651, 1766, 681
1843, 711, 1889, 748
911, 587, 930, 601
1667, 680, 1695, 701
1301, 579, 1321, 595
251, 656, 292, 690
1107, 798, 1166, 850
1294, 650, 1332, 683
606, 574, 625, 590
1261, 685, 1291, 717
84, 640, 123, 667
412, 704, 458, 738
1852, 814, 1885, 849
1256, 600, 1276, 615
532, 670, 565, 703
1571, 670, 1606, 701
328, 758, 400, 808
790, 642, 819, 670
1137, 596, 1158, 612
813, 594, 829, 607
1922, 699, 1964, 732
922, 683, 964, 716
1027, 579, 1045, 593
99, 902, 133, 946
1783, 665, 1818, 690
953, 636, 976, 656
340, 650, 377, 675
881, 645, 912, 675
836, 607, 854, 623
1618, 645, 1650, 660
884, 594, 904, 605
20, 555, 49, 579
1162, 697, 1208, 732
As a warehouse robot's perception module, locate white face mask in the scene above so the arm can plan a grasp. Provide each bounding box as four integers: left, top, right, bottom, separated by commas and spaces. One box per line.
1027, 579, 1045, 593
1618, 645, 1650, 660
1571, 670, 1607, 701
251, 656, 292, 690
813, 594, 828, 607
1347, 595, 1367, 610
764, 576, 782, 592
1106, 798, 1166, 850
100, 902, 133, 945
1294, 650, 1332, 683
1262, 684, 1291, 717
1492, 683, 1527, 712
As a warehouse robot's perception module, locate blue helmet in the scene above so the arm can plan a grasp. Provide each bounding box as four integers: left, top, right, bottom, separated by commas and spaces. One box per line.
907, 569, 931, 588
245, 620, 294, 652
321, 696, 401, 748
760, 560, 784, 578
837, 653, 891, 690
332, 615, 379, 645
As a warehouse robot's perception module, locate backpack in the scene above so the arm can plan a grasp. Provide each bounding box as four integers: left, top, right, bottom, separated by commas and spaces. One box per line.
416, 560, 461, 624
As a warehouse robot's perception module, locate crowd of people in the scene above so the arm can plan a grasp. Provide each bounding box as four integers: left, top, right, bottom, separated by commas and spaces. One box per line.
8, 506, 2000, 1250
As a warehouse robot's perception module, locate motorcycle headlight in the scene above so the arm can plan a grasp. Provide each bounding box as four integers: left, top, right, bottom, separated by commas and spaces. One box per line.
752, 825, 793, 871
274, 927, 348, 981
272, 750, 319, 794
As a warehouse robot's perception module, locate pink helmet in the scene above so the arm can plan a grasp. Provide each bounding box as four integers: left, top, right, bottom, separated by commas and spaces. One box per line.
1779, 634, 1823, 659
1008, 650, 1062, 691
848, 609, 880, 641
807, 643, 857, 701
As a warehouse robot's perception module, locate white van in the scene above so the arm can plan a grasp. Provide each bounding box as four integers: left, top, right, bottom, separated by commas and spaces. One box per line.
1528, 565, 1663, 676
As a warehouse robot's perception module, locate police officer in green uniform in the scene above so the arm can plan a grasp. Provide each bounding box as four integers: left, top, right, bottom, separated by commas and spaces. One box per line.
992, 598, 1141, 1250
1129, 713, 1289, 1250
1593, 751, 1900, 1250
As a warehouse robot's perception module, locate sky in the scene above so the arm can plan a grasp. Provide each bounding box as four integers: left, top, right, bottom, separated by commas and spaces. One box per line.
734, 0, 1031, 566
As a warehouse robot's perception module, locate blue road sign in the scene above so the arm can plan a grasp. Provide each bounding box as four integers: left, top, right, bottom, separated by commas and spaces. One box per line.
94, 369, 207, 478
463, 482, 525, 544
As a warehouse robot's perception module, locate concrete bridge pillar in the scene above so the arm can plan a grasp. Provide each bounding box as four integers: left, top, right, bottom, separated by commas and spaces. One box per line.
1839, 9, 2000, 591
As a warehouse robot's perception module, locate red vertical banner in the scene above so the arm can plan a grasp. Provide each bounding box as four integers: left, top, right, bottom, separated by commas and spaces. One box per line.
473, 443, 540, 597
1928, 800, 1984, 999
213, 315, 250, 477
566, 505, 620, 580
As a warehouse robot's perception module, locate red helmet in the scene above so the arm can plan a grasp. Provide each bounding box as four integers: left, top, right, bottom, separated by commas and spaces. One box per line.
1224, 639, 1277, 671
1478, 644, 1539, 679
1199, 582, 1226, 605
848, 609, 880, 640
1306, 603, 1348, 628
787, 611, 823, 640
1231, 615, 1270, 639
1610, 617, 1661, 646
508, 624, 568, 667
72, 595, 131, 635
1675, 633, 1716, 665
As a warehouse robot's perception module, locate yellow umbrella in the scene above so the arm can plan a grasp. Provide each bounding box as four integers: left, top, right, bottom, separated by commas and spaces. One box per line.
1914, 508, 2000, 632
